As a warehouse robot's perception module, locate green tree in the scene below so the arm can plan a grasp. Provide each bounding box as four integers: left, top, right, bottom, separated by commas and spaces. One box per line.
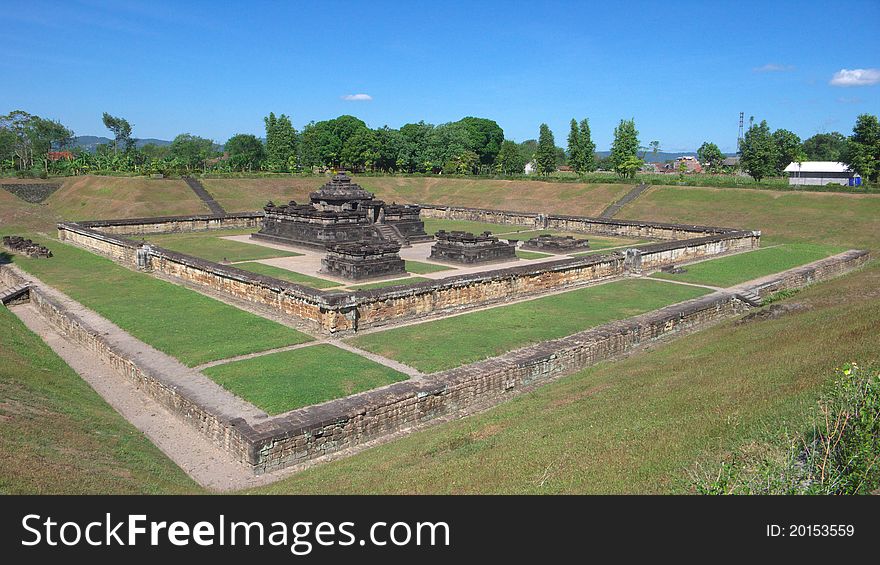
140, 143, 170, 162
535, 123, 557, 175
610, 118, 642, 178
452, 117, 504, 171
372, 126, 403, 172
170, 133, 215, 173
802, 132, 847, 161
101, 112, 134, 153
772, 128, 802, 174
225, 134, 265, 172
567, 119, 583, 173
30, 117, 74, 174
518, 139, 538, 165
495, 139, 527, 175
1, 110, 36, 170
299, 115, 368, 170
397, 121, 433, 173
648, 140, 661, 162
264, 112, 298, 172
842, 114, 880, 183
696, 141, 724, 172
739, 119, 778, 182
579, 119, 597, 172
426, 123, 471, 173
341, 129, 378, 171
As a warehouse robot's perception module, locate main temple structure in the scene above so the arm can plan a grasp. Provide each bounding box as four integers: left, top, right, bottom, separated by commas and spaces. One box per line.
252, 173, 430, 249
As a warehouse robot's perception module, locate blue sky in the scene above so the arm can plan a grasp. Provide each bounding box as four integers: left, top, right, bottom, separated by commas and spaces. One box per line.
2, 0, 878, 152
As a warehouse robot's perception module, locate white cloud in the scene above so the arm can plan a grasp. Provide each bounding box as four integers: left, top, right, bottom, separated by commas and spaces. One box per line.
754, 63, 794, 73
829, 68, 880, 87
837, 96, 864, 104
341, 93, 373, 101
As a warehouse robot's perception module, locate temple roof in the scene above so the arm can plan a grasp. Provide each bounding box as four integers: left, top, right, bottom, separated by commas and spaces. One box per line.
309, 173, 375, 203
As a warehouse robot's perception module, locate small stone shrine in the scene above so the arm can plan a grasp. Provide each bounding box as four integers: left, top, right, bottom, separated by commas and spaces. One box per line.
521, 234, 591, 253
253, 173, 429, 249
321, 242, 407, 281
429, 230, 517, 264
2, 235, 53, 258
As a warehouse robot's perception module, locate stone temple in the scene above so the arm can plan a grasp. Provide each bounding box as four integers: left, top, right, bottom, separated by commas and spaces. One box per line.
252, 173, 430, 249
429, 230, 517, 264
321, 242, 407, 281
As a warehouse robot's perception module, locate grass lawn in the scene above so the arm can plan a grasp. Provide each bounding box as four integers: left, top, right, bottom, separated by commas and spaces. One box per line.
233, 261, 342, 289
202, 177, 629, 218
146, 232, 300, 263
0, 307, 199, 494
203, 345, 409, 415
347, 277, 432, 290
10, 238, 311, 367
516, 249, 552, 260
651, 243, 844, 287
405, 260, 454, 274
350, 278, 710, 373
253, 261, 880, 494
619, 184, 880, 251
422, 218, 531, 236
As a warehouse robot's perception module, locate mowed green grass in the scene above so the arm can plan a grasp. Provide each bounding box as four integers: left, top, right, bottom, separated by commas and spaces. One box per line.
405, 260, 453, 274
146, 232, 300, 263
619, 184, 880, 251
10, 238, 311, 366
347, 277, 432, 290
254, 261, 880, 494
203, 345, 408, 415
233, 261, 341, 289
0, 307, 199, 494
516, 249, 552, 260
422, 218, 531, 236
350, 279, 710, 373
651, 243, 844, 287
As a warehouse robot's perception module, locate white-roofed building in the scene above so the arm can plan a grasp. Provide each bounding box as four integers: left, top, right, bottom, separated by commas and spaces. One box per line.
784, 161, 861, 187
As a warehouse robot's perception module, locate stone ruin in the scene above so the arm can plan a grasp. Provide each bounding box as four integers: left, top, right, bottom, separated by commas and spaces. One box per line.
252, 173, 429, 249
2, 236, 53, 258
429, 230, 517, 264
521, 234, 590, 253
321, 242, 407, 281
660, 263, 688, 274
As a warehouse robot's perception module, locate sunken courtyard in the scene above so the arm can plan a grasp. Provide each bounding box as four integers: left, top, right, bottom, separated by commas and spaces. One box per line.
0, 174, 869, 486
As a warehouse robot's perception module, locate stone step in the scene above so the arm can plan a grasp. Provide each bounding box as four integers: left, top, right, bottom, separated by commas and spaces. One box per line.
0, 284, 30, 305
182, 176, 226, 216
736, 289, 763, 307
375, 224, 410, 247
599, 182, 651, 219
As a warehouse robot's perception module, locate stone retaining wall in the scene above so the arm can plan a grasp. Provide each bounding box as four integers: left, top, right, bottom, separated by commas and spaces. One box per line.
81, 212, 263, 235
0, 264, 256, 466
56, 213, 761, 334
418, 204, 751, 241
3, 249, 868, 474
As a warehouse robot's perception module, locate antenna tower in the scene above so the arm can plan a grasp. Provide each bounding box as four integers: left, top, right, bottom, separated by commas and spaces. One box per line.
737, 112, 744, 154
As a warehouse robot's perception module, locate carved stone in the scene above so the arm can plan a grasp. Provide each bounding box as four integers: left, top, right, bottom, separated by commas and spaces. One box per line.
321, 242, 406, 281
521, 234, 590, 253
429, 230, 517, 264
253, 174, 428, 249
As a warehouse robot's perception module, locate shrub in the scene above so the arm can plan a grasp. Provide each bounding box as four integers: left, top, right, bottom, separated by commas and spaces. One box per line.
694, 363, 880, 494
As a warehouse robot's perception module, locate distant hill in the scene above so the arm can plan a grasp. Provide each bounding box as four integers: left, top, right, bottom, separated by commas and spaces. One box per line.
593, 150, 737, 163
72, 135, 172, 153
72, 136, 226, 153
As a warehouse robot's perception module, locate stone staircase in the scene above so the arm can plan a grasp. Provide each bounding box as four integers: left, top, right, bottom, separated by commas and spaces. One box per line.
375, 223, 410, 247
599, 182, 651, 219
735, 289, 763, 307
182, 176, 226, 216
0, 284, 30, 306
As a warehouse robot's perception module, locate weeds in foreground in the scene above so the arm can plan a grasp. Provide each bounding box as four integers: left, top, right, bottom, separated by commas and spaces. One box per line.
693, 363, 880, 494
